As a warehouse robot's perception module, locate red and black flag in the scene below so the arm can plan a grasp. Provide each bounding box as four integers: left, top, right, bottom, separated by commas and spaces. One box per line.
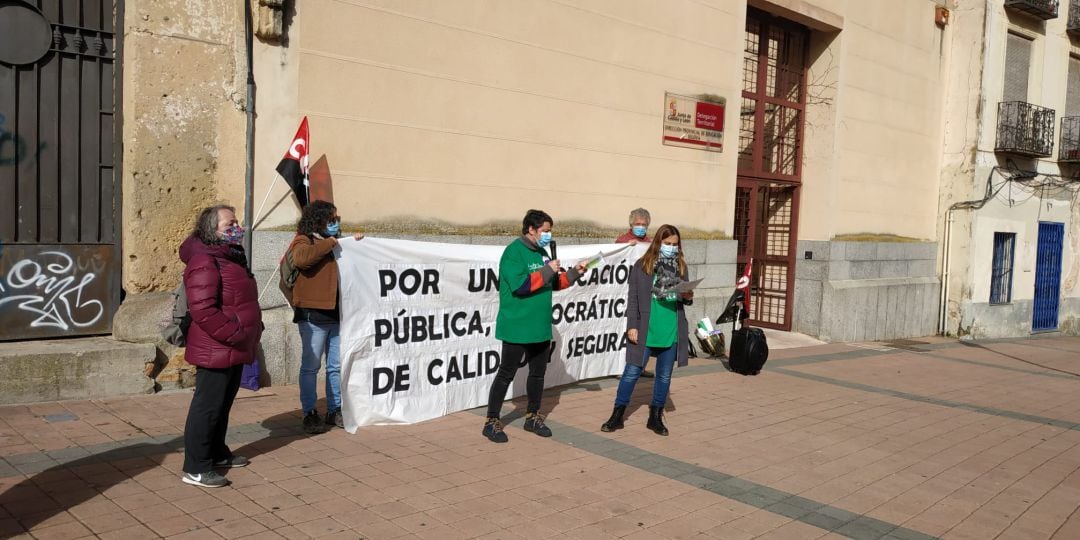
718, 259, 754, 324
276, 117, 310, 207
736, 259, 753, 315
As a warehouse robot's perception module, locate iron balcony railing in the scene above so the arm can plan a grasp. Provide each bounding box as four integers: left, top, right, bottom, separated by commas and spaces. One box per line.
1004, 0, 1060, 19
1059, 116, 1080, 161
1069, 0, 1080, 35
996, 101, 1055, 158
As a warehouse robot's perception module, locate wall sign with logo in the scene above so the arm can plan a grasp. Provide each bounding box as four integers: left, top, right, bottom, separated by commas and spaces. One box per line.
662, 93, 725, 152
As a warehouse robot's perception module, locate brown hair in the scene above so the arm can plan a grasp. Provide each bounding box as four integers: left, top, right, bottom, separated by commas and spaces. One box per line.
521, 209, 553, 234
640, 224, 686, 277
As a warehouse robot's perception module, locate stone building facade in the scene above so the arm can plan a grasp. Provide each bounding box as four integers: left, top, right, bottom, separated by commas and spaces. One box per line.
2, 0, 1075, 403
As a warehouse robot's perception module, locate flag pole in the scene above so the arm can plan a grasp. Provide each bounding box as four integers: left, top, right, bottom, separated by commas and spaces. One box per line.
242, 0, 256, 264
257, 261, 283, 302
251, 173, 289, 229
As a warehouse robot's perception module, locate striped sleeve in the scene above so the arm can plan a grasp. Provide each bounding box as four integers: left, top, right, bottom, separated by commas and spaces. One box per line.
513, 265, 555, 296
551, 266, 580, 291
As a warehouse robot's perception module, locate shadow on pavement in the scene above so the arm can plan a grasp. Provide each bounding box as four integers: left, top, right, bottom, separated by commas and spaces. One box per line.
959, 340, 1080, 377
1, 404, 319, 534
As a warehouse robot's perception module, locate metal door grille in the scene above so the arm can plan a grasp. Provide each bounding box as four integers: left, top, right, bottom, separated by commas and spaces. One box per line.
735, 181, 798, 329
734, 7, 807, 331
0, 0, 122, 341
740, 8, 808, 182
734, 188, 752, 257
1033, 222, 1063, 331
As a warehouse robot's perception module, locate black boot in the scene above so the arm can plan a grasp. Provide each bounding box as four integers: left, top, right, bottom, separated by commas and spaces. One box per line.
601, 405, 626, 432
647, 406, 669, 436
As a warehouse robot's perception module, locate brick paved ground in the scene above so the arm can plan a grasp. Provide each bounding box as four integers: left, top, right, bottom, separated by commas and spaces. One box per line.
2, 335, 1080, 539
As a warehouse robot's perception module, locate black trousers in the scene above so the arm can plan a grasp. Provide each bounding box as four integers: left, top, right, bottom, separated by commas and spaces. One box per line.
486, 341, 550, 418
183, 364, 242, 474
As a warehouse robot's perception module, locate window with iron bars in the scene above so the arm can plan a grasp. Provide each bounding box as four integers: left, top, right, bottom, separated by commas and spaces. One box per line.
990, 232, 1016, 304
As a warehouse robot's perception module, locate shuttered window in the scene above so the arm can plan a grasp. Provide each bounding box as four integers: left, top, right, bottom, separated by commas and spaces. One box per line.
1003, 33, 1032, 103
1066, 55, 1080, 116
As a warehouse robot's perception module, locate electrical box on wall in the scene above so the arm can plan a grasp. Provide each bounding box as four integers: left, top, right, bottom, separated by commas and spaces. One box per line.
935, 6, 950, 27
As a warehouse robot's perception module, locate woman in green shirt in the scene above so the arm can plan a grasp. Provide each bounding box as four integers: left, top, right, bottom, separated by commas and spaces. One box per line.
601, 224, 692, 436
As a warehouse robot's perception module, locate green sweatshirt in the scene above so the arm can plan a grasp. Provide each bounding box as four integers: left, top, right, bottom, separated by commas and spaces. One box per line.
495, 237, 577, 343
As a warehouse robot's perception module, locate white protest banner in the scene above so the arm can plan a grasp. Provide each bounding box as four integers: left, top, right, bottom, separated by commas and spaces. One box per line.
336, 237, 647, 432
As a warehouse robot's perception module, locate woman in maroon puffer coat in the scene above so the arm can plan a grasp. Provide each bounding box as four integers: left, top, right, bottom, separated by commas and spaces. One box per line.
179, 204, 262, 488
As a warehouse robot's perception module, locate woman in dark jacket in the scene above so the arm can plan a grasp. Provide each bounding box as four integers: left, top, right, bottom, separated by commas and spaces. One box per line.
180, 204, 262, 488
288, 201, 363, 433
601, 224, 692, 436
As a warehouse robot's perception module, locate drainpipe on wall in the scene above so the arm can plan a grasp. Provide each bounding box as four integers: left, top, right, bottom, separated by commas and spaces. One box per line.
242, 0, 256, 264
939, 0, 992, 335
940, 209, 957, 335
939, 167, 1010, 335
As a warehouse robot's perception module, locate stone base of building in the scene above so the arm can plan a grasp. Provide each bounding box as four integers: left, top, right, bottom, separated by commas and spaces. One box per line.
957, 298, 1080, 339
0, 338, 157, 404
794, 240, 941, 342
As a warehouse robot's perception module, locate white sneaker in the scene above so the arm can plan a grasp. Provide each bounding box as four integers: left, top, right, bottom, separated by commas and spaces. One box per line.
182, 471, 229, 488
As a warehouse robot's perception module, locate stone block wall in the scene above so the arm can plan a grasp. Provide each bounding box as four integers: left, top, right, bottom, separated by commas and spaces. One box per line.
795, 240, 940, 342
0, 338, 157, 404
122, 0, 248, 293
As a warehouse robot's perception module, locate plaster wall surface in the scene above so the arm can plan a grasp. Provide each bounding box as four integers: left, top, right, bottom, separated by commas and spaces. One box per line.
937, 2, 1080, 337
258, 0, 744, 232
797, 0, 948, 241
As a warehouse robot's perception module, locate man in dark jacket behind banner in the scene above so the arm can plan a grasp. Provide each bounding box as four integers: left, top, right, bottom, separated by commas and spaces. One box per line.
179, 204, 263, 488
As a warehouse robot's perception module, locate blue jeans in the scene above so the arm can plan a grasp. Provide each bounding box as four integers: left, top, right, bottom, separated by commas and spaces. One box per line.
298, 321, 341, 414
614, 344, 676, 408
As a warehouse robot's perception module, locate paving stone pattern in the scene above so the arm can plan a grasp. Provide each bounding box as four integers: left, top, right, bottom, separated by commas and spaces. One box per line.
1, 335, 1079, 539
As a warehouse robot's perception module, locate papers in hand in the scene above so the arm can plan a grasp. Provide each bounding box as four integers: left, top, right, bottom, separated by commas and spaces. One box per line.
654, 278, 704, 297
582, 252, 605, 270
673, 278, 704, 293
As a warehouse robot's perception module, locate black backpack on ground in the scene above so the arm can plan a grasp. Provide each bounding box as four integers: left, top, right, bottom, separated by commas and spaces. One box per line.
729, 326, 768, 375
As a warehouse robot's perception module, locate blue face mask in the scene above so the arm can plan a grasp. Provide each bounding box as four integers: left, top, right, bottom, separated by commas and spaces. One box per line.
632, 225, 647, 238
325, 221, 341, 237
537, 231, 552, 248
660, 244, 678, 258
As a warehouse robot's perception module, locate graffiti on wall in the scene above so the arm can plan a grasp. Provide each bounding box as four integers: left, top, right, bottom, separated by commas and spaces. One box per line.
0, 244, 115, 340
0, 114, 46, 168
